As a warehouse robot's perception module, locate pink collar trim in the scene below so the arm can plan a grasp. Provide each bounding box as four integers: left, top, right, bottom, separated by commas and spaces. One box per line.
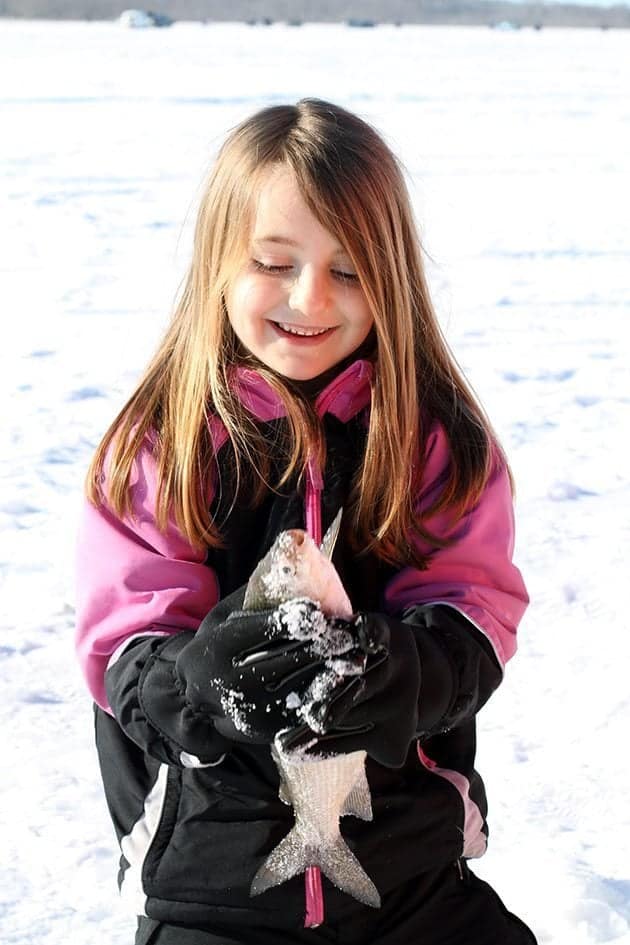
207, 359, 373, 454
231, 359, 373, 423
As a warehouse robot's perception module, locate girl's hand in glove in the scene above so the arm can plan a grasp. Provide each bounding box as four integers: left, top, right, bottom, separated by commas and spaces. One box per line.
175, 588, 339, 744
280, 612, 422, 768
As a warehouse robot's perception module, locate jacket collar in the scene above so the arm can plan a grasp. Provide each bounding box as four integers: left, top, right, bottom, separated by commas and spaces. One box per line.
230, 358, 373, 423
207, 359, 373, 454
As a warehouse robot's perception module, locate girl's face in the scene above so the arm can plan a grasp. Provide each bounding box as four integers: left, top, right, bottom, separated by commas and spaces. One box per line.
225, 166, 374, 381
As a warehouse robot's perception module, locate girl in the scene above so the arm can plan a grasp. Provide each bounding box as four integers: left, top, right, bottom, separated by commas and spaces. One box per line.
75, 99, 536, 945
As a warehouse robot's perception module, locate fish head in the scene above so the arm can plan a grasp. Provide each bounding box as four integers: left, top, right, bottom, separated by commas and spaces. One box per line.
257, 529, 327, 604
262, 529, 310, 600
244, 530, 309, 609
244, 528, 352, 618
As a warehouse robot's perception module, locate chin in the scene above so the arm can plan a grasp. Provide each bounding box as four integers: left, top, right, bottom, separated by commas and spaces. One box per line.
277, 364, 327, 381
258, 354, 332, 382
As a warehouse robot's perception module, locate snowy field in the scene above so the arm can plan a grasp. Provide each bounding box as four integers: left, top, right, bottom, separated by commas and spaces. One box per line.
1, 17, 630, 945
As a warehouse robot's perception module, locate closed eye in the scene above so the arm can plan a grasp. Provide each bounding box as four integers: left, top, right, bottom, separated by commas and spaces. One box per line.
252, 259, 292, 274
332, 270, 360, 284
251, 259, 360, 285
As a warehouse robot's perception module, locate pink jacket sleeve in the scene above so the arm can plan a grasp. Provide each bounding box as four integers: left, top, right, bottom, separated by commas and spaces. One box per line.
75, 437, 219, 712
384, 420, 529, 670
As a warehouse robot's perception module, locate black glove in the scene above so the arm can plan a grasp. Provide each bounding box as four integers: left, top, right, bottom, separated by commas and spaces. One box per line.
280, 612, 422, 768
175, 587, 353, 745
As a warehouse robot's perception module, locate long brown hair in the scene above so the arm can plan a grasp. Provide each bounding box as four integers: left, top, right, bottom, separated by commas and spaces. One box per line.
87, 98, 508, 566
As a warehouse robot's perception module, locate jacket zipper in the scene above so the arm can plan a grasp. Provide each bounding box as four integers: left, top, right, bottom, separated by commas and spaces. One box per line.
303, 455, 325, 927
305, 456, 323, 546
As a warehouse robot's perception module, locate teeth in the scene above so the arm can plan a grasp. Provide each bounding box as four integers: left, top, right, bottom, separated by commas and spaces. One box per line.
277, 322, 331, 337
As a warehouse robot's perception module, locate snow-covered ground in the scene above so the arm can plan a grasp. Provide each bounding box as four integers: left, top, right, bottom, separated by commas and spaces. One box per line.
1, 17, 629, 945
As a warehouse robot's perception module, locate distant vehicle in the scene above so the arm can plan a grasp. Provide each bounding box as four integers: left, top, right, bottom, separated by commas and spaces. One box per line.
119, 9, 153, 27
346, 19, 376, 28
492, 20, 519, 31
147, 11, 174, 27
119, 9, 173, 28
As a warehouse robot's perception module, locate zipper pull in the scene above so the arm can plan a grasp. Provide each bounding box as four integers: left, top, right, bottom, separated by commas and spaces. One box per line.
305, 457, 323, 553
306, 455, 324, 491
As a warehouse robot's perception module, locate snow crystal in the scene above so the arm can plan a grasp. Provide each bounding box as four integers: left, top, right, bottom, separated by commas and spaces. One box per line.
271, 599, 357, 659
297, 669, 343, 734
213, 682, 253, 736
329, 656, 365, 677
265, 598, 368, 735
285, 691, 302, 710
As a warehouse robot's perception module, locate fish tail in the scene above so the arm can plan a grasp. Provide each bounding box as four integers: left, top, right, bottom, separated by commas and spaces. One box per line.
317, 836, 381, 907
250, 829, 307, 896
250, 829, 381, 908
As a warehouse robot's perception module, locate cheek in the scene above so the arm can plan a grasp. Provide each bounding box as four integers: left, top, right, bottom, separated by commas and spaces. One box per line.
352, 298, 374, 335
227, 277, 277, 325
225, 281, 256, 341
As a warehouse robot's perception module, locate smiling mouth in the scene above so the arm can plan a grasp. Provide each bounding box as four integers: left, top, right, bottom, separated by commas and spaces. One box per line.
273, 321, 336, 338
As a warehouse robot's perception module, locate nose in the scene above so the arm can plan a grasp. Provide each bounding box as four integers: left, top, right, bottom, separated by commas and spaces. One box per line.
288, 265, 331, 320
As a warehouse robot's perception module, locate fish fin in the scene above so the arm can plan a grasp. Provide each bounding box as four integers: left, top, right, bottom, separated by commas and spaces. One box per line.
250, 830, 307, 895
242, 567, 266, 611
278, 773, 292, 806
320, 508, 343, 560
250, 830, 381, 908
317, 836, 381, 908
341, 767, 373, 822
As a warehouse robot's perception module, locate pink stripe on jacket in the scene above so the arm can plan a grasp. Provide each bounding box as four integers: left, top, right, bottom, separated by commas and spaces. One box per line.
75, 437, 220, 712
384, 419, 528, 668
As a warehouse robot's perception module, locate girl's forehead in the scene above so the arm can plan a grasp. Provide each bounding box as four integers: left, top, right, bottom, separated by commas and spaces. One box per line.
248, 166, 348, 255
251, 166, 306, 224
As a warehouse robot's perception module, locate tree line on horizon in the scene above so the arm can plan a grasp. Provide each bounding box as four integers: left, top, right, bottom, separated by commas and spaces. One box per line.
1, 0, 629, 27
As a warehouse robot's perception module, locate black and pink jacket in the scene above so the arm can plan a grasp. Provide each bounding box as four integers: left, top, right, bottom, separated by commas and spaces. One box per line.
75, 358, 529, 932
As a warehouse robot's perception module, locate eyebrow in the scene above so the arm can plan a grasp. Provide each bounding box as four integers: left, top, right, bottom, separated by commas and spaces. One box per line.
253, 234, 348, 256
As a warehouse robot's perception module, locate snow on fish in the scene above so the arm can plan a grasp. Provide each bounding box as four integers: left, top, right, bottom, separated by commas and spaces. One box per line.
241, 513, 381, 909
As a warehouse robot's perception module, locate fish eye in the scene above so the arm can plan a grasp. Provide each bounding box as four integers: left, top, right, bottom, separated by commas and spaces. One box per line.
281, 565, 292, 576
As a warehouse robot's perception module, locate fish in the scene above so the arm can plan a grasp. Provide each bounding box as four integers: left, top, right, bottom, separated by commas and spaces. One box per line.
240, 512, 381, 909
